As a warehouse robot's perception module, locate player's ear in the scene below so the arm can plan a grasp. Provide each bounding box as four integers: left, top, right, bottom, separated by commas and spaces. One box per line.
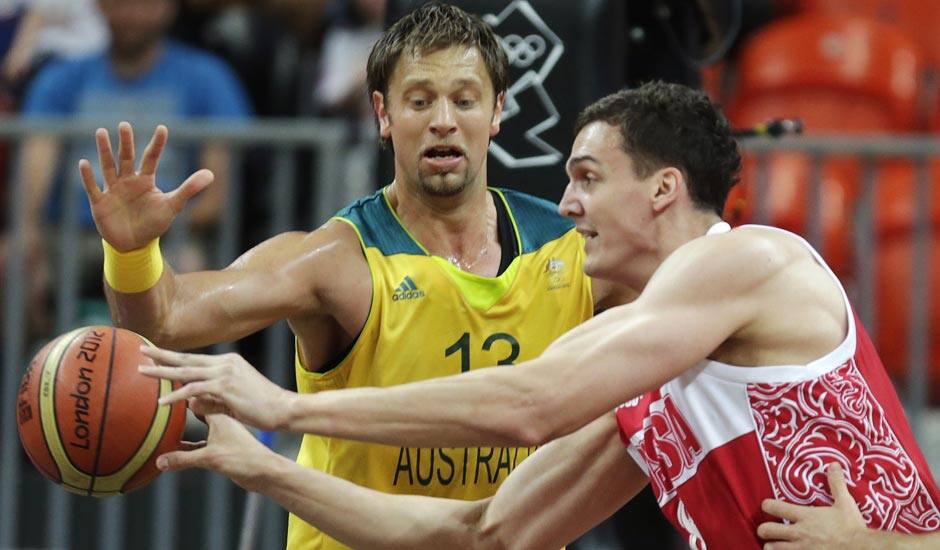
651, 167, 682, 212
490, 91, 505, 137
373, 91, 392, 139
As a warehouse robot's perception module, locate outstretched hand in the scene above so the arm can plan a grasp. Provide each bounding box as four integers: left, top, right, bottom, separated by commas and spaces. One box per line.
757, 463, 868, 549
157, 413, 272, 493
79, 121, 214, 251
138, 346, 294, 431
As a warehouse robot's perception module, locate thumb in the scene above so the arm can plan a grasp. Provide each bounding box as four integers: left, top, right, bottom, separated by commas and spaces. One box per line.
827, 462, 852, 503
168, 169, 214, 213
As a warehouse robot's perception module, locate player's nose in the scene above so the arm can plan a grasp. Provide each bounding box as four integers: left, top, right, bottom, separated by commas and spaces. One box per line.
558, 181, 583, 218
429, 100, 457, 137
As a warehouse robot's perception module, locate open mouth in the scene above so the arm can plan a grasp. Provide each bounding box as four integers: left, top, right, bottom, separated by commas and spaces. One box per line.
577, 228, 598, 240
423, 145, 464, 160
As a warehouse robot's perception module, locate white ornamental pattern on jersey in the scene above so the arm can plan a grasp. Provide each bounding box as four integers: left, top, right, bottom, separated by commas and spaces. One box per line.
749, 361, 940, 532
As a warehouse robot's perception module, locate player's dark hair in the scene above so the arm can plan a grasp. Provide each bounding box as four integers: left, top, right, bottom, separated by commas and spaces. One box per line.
367, 2, 508, 103
575, 81, 741, 215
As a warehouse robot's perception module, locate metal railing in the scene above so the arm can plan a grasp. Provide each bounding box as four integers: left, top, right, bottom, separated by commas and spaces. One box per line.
0, 118, 938, 549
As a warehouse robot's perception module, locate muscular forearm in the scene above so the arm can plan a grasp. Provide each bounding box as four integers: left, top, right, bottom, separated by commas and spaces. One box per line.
258, 451, 485, 549
283, 307, 665, 448
107, 266, 281, 350
284, 360, 554, 447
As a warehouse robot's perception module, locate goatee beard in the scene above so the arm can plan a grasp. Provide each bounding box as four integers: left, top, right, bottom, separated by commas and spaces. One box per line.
417, 173, 473, 197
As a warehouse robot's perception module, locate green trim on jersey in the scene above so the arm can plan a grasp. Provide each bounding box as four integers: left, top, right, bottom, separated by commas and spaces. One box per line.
333, 187, 574, 257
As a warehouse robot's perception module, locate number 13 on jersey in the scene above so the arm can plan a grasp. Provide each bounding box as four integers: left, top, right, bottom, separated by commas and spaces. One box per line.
445, 332, 521, 373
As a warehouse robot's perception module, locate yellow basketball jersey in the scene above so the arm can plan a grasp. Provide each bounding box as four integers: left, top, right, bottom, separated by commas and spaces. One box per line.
288, 188, 593, 549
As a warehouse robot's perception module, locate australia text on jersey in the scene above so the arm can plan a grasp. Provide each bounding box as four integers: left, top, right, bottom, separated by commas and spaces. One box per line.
392, 445, 539, 487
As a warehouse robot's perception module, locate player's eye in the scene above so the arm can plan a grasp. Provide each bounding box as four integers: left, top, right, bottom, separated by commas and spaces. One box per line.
409, 97, 430, 109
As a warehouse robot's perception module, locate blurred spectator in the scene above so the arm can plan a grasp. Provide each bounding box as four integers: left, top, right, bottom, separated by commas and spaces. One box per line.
1, 0, 108, 100
169, 0, 333, 116
312, 0, 384, 120
6, 0, 250, 336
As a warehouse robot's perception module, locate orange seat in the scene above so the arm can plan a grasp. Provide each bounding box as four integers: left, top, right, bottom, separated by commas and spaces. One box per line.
734, 14, 923, 131
872, 160, 940, 401
792, 0, 940, 70
874, 160, 940, 237
875, 237, 940, 402
725, 13, 925, 275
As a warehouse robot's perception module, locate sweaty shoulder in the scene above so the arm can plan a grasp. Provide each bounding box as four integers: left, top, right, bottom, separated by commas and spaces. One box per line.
229, 220, 366, 279
695, 228, 847, 365
646, 226, 813, 306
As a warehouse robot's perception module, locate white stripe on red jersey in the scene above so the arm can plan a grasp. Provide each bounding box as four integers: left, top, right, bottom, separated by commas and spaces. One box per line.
615, 224, 940, 549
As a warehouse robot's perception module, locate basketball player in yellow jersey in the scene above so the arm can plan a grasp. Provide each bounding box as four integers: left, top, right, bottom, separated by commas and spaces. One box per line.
79, 4, 630, 549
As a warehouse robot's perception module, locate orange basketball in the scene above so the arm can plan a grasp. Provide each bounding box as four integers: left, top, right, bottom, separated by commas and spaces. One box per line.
15, 326, 186, 497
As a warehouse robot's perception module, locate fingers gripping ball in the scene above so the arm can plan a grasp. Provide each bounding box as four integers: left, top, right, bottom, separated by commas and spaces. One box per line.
15, 326, 186, 497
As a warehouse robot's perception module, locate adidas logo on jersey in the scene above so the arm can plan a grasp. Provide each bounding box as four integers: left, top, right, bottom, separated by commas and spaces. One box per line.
392, 276, 426, 301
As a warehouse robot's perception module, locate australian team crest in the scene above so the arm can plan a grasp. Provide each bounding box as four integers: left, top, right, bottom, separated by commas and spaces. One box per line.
545, 257, 569, 290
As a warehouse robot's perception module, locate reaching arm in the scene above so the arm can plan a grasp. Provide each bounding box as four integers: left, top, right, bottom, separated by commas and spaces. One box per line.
758, 463, 940, 550
81, 123, 354, 349
159, 411, 644, 550
143, 230, 767, 444
106, 230, 339, 349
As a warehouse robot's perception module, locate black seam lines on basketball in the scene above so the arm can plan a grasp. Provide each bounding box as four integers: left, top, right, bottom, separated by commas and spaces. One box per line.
51, 330, 89, 479
120, 344, 163, 493
90, 327, 118, 496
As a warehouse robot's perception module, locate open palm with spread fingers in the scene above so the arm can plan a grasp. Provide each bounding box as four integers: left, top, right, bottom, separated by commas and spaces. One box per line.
79, 121, 215, 252
138, 346, 293, 431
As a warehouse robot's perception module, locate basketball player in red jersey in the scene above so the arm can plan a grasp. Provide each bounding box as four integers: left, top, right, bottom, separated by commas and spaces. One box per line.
143, 81, 940, 548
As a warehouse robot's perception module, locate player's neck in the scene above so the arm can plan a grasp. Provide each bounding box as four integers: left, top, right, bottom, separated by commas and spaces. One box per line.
656, 209, 725, 261
387, 181, 500, 273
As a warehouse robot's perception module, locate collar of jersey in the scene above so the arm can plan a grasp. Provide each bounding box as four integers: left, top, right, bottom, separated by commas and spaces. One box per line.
382, 188, 522, 310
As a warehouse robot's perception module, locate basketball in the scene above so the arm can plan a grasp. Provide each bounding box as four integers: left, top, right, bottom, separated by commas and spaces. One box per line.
15, 326, 187, 497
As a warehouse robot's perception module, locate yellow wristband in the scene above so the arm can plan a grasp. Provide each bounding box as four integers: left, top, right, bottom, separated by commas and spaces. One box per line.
102, 238, 165, 293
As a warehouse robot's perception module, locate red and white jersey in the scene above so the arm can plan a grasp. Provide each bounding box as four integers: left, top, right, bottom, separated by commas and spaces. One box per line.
615, 224, 940, 549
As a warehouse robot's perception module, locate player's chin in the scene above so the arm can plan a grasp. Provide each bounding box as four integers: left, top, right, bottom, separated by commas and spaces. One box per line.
418, 173, 471, 197
581, 260, 600, 279
582, 257, 613, 281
